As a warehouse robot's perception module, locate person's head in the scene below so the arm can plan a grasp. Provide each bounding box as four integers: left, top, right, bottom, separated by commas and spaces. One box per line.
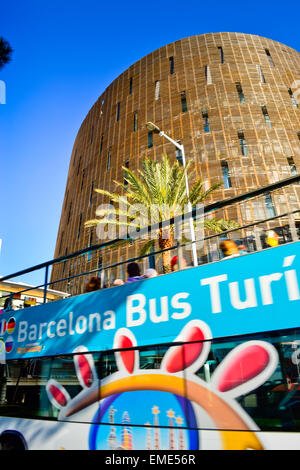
219, 239, 239, 257
238, 244, 248, 251
266, 230, 279, 247
171, 256, 187, 271
143, 268, 158, 279
85, 277, 101, 292
113, 278, 124, 286
4, 298, 11, 310
127, 262, 141, 277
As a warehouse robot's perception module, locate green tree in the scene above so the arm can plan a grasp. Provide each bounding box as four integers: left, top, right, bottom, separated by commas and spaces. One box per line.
0, 37, 13, 70
85, 155, 238, 272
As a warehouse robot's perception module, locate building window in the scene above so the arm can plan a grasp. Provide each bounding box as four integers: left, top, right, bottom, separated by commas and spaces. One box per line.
218, 46, 224, 64
129, 77, 133, 95
116, 102, 120, 121
89, 181, 94, 207
238, 131, 248, 155
77, 155, 82, 176
67, 202, 72, 225
264, 193, 276, 218
169, 56, 174, 74
148, 131, 153, 148
205, 65, 212, 85
257, 65, 266, 83
175, 148, 183, 165
107, 150, 111, 170
288, 88, 298, 108
202, 108, 210, 132
58, 231, 64, 255
99, 134, 104, 154
287, 157, 297, 176
236, 82, 245, 103
87, 231, 93, 260
155, 80, 160, 100
77, 213, 83, 240
81, 168, 85, 192
64, 189, 69, 210
124, 159, 129, 185
90, 125, 94, 144
261, 105, 272, 127
181, 91, 187, 112
73, 148, 77, 167
133, 111, 138, 131
297, 131, 300, 141
221, 160, 232, 188
265, 49, 274, 66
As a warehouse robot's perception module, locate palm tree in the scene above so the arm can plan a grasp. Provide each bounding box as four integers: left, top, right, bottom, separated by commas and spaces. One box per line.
85, 155, 239, 272
0, 37, 13, 70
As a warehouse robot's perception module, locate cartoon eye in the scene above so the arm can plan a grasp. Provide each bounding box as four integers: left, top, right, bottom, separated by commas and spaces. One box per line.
161, 320, 212, 373
46, 380, 71, 409
210, 340, 278, 398
113, 328, 138, 374
73, 346, 97, 388
46, 346, 97, 410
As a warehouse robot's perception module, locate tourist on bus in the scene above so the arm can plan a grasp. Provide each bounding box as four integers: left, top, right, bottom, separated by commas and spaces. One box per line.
237, 243, 249, 255
3, 297, 13, 311
143, 268, 158, 278
125, 262, 143, 283
171, 256, 187, 271
219, 239, 240, 259
266, 230, 279, 247
85, 276, 101, 292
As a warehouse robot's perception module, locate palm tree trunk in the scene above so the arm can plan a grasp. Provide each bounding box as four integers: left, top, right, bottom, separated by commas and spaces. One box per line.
159, 230, 174, 273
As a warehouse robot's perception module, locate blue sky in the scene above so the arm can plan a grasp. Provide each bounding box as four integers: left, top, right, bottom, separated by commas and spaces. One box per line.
0, 0, 300, 286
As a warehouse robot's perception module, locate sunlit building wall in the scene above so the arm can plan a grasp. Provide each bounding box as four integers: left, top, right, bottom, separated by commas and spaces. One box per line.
51, 33, 300, 292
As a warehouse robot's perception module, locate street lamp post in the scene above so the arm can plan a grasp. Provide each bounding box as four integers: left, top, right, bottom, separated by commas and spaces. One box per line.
146, 122, 198, 267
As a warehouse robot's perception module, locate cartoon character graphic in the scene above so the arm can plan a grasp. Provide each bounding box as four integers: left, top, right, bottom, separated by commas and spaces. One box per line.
46, 320, 278, 450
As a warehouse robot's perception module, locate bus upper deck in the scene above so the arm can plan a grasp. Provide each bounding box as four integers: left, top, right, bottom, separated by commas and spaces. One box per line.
0, 176, 300, 450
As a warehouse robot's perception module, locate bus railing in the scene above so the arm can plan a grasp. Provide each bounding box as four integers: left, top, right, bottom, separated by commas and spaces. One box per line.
1, 174, 300, 308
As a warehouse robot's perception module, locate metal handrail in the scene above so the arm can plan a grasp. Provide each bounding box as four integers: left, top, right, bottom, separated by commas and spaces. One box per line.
2, 206, 300, 302
2, 174, 299, 283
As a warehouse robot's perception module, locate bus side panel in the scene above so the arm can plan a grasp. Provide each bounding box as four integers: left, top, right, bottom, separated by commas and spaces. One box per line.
0, 417, 90, 450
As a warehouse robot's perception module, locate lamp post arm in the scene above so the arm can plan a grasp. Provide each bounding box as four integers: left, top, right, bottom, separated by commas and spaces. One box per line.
159, 131, 188, 194
159, 131, 183, 152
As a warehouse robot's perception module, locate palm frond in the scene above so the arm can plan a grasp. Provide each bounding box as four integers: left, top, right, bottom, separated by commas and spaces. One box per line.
121, 167, 152, 207
189, 181, 222, 206
204, 218, 239, 233
139, 239, 156, 256
94, 188, 131, 207
84, 219, 101, 228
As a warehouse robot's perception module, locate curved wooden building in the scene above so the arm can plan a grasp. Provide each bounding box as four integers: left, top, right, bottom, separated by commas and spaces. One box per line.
51, 33, 300, 292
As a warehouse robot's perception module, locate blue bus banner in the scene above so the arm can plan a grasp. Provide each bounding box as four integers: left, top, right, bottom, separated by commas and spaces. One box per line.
1, 241, 300, 359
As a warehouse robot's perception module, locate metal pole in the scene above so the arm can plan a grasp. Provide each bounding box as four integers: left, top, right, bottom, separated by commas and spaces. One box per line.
177, 241, 183, 270
43, 265, 49, 303
160, 131, 198, 267
288, 213, 298, 242
180, 144, 198, 267
254, 226, 262, 251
